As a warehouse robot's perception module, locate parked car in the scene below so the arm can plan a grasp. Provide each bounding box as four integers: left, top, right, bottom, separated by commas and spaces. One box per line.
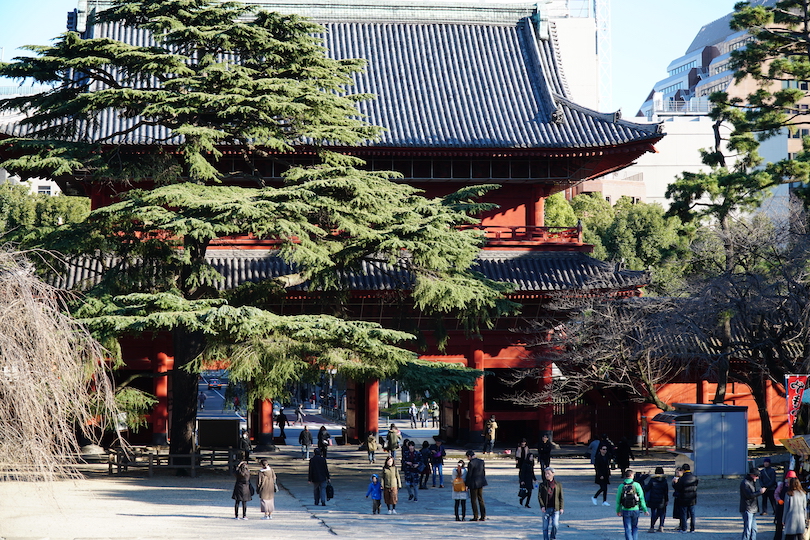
207, 378, 221, 390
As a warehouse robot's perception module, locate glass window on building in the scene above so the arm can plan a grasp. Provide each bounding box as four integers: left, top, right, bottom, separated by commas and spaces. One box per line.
37, 185, 51, 195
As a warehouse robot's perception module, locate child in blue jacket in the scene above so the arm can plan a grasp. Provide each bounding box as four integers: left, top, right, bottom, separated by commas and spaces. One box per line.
366, 473, 383, 514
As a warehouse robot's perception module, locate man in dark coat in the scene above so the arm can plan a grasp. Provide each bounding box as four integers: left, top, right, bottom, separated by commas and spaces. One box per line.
740, 468, 766, 540
758, 458, 777, 515
466, 450, 488, 521
308, 448, 331, 506
645, 466, 669, 533
672, 463, 698, 533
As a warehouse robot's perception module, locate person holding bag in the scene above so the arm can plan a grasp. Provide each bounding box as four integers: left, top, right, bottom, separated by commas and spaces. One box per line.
451, 459, 469, 521
256, 459, 277, 520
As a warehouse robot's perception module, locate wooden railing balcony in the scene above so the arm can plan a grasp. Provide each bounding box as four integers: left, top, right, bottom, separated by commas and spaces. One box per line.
209, 222, 585, 249
461, 222, 584, 246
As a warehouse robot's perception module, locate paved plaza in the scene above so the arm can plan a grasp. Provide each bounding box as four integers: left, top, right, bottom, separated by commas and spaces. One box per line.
0, 421, 767, 540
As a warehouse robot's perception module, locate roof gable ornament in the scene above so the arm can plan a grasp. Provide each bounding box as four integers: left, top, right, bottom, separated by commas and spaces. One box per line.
550, 106, 564, 124
531, 1, 550, 41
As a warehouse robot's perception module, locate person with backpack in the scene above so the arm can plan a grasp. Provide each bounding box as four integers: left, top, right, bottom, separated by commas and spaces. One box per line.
616, 469, 649, 540
645, 466, 669, 533
673, 463, 699, 533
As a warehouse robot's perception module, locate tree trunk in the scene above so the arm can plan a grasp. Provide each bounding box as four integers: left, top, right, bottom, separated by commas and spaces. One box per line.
713, 318, 732, 404
169, 328, 206, 461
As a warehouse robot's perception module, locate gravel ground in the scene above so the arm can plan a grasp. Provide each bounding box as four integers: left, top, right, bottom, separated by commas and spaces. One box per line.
0, 439, 772, 540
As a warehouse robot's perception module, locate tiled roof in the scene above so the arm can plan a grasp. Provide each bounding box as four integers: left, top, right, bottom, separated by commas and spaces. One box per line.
50, 249, 648, 293
0, 1, 661, 151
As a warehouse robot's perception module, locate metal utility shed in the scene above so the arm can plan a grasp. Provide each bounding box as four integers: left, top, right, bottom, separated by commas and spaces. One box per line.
653, 403, 748, 477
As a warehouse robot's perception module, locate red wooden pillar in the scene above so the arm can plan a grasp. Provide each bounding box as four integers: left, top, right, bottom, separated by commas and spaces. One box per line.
527, 185, 546, 228
471, 349, 485, 441
152, 352, 171, 445
257, 399, 275, 447
365, 379, 380, 436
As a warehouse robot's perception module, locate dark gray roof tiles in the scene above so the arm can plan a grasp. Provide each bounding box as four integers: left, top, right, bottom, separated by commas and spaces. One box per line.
50, 249, 647, 293
0, 4, 661, 151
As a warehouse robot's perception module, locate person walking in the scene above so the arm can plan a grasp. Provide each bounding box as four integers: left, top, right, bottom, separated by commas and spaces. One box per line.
431, 401, 440, 428
451, 459, 469, 521
483, 415, 498, 454
759, 458, 777, 516
466, 449, 488, 521
778, 471, 807, 540
317, 425, 331, 459
616, 469, 649, 540
307, 448, 330, 506
773, 471, 796, 540
277, 408, 287, 438
366, 431, 379, 464
385, 424, 402, 460
615, 437, 635, 476
420, 402, 429, 427
365, 473, 383, 515
645, 466, 669, 533
381, 455, 401, 514
538, 467, 564, 540
518, 453, 537, 508
588, 437, 601, 465
299, 425, 313, 460
538, 434, 552, 471
198, 391, 207, 410
429, 439, 446, 488
418, 441, 432, 489
402, 441, 421, 501
673, 463, 698, 533
593, 444, 612, 506
740, 467, 767, 540
781, 475, 805, 540
295, 403, 305, 426
231, 461, 252, 520
256, 459, 277, 520
409, 403, 418, 429
515, 438, 530, 470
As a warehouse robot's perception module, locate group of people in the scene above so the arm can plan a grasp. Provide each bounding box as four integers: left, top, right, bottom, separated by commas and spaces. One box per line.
297, 425, 332, 460
408, 402, 439, 429
231, 459, 278, 520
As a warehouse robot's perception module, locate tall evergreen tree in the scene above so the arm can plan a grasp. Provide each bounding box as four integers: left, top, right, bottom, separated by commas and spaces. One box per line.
0, 0, 514, 455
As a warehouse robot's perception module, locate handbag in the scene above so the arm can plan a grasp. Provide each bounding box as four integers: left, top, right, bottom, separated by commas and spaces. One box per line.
518, 486, 528, 498
274, 481, 279, 493
453, 476, 466, 492
327, 437, 333, 446
326, 481, 334, 500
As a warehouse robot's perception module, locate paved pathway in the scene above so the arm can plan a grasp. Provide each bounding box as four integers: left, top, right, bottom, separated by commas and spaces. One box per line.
0, 419, 768, 540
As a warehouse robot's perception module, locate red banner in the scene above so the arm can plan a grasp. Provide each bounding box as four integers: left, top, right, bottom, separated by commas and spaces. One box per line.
786, 375, 808, 437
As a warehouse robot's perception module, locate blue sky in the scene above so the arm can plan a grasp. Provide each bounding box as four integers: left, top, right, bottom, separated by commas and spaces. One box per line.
0, 0, 739, 114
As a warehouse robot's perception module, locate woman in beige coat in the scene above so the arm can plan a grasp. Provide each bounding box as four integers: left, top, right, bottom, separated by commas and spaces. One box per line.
381, 455, 401, 514
256, 459, 277, 520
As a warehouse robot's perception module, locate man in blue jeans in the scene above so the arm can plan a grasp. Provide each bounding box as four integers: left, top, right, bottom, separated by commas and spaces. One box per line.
740, 468, 766, 540
538, 467, 564, 540
616, 469, 649, 540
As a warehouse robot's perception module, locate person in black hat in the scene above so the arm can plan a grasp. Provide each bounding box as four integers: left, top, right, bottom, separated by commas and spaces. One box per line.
465, 450, 488, 521
673, 463, 698, 532
740, 467, 766, 540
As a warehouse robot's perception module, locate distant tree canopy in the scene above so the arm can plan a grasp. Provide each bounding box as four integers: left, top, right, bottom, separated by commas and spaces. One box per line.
0, 0, 516, 455
548, 193, 693, 294
0, 183, 89, 244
